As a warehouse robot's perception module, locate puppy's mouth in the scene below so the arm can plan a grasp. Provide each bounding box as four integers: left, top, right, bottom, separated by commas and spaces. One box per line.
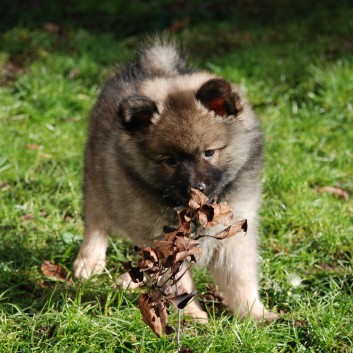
162, 187, 219, 208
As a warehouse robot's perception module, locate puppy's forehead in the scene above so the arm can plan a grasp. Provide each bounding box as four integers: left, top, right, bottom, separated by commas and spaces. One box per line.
139, 72, 214, 103
164, 89, 196, 111
148, 92, 227, 155
140, 73, 229, 155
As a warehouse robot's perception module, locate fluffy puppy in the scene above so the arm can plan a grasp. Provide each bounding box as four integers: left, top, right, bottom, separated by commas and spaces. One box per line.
74, 36, 277, 322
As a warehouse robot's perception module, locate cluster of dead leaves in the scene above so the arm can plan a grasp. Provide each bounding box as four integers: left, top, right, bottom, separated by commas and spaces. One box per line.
124, 188, 247, 338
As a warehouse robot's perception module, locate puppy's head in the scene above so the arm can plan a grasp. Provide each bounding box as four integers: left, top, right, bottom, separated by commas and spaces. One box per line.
118, 77, 250, 206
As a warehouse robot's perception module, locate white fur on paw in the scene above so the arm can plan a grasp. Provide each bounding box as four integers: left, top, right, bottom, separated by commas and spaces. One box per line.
260, 309, 279, 322
183, 305, 209, 324
73, 256, 106, 279
115, 272, 142, 290
248, 304, 278, 322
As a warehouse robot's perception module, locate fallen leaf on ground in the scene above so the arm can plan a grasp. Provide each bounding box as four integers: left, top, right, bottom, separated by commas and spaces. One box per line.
168, 17, 190, 32
43, 22, 61, 33
316, 186, 349, 200
22, 214, 34, 220
3, 62, 26, 76
41, 260, 72, 284
178, 347, 194, 353
26, 143, 41, 150
1, 62, 27, 85
200, 286, 225, 304
199, 285, 227, 315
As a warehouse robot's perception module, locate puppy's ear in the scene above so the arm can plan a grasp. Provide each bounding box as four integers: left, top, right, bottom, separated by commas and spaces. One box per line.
118, 95, 158, 132
196, 78, 242, 117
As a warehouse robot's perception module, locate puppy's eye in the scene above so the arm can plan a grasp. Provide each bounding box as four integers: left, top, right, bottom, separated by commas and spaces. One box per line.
162, 157, 178, 167
203, 149, 215, 158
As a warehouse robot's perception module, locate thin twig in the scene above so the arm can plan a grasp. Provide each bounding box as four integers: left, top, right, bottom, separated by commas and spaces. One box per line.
170, 264, 192, 286
175, 282, 181, 352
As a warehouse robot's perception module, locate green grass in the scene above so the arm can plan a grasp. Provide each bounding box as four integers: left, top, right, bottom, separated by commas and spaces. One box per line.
1, 3, 353, 352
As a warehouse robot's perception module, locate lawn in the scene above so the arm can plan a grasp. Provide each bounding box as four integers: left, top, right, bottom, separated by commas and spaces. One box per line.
1, 2, 352, 352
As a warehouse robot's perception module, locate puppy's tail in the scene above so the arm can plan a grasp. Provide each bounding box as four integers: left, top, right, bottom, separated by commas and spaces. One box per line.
138, 34, 192, 77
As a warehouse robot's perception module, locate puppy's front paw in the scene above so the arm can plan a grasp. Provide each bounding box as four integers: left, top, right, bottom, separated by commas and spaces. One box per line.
73, 255, 106, 279
183, 303, 209, 324
259, 309, 279, 322
249, 304, 278, 322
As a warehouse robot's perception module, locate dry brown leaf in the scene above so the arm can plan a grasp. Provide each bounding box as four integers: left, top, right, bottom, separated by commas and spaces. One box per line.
168, 17, 190, 32
177, 208, 191, 224
176, 220, 192, 235
201, 286, 225, 303
174, 236, 199, 253
26, 143, 41, 150
179, 348, 194, 353
316, 186, 349, 200
211, 219, 247, 239
197, 210, 208, 227
174, 247, 202, 263
199, 204, 214, 221
199, 285, 227, 316
41, 260, 71, 284
193, 200, 235, 232
157, 300, 169, 333
140, 247, 158, 268
165, 325, 175, 335
164, 230, 184, 242
150, 287, 163, 302
208, 203, 233, 224
3, 62, 26, 76
162, 255, 178, 268
121, 261, 144, 283
163, 225, 177, 233
188, 188, 209, 210
22, 214, 34, 220
138, 293, 168, 337
42, 22, 61, 33
153, 240, 175, 259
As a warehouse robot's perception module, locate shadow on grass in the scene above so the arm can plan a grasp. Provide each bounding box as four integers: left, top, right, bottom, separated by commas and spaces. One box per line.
1, 0, 353, 39
0, 235, 137, 316
0, 241, 112, 312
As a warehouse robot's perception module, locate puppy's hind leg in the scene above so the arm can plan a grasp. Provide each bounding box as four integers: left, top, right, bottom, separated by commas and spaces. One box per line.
74, 224, 108, 279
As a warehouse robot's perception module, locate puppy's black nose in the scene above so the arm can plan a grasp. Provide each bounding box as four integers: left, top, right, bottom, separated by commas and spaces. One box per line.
194, 182, 206, 192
